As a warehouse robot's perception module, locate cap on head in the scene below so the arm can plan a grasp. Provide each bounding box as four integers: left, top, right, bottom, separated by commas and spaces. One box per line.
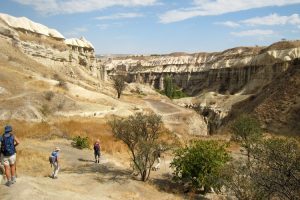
4, 125, 12, 133
55, 147, 61, 151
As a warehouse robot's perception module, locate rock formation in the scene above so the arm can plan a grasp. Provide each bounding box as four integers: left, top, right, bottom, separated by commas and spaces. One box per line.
101, 42, 300, 135
0, 12, 105, 82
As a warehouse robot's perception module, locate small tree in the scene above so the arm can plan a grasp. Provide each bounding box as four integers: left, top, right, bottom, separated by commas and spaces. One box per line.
171, 140, 231, 193
163, 75, 174, 98
220, 161, 264, 200
231, 115, 262, 163
222, 138, 300, 200
108, 113, 166, 181
251, 138, 300, 200
112, 75, 126, 99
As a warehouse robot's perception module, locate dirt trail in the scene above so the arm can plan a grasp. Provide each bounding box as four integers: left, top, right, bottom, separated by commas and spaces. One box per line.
0, 139, 180, 200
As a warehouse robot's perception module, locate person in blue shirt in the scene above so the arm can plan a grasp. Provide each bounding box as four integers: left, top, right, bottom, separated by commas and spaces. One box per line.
1, 125, 20, 186
49, 147, 60, 179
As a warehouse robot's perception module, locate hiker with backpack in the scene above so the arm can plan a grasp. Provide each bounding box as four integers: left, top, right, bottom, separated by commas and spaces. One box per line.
94, 139, 101, 163
0, 135, 5, 177
1, 125, 20, 187
49, 147, 60, 179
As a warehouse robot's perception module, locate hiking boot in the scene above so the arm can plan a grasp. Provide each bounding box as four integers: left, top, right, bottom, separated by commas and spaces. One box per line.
5, 181, 12, 187
11, 176, 16, 184
53, 176, 58, 179
97, 160, 99, 163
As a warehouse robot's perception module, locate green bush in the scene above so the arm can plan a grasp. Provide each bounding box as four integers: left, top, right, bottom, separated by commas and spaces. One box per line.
172, 89, 188, 99
72, 136, 90, 149
171, 140, 231, 193
231, 114, 262, 162
222, 138, 300, 200
164, 75, 174, 98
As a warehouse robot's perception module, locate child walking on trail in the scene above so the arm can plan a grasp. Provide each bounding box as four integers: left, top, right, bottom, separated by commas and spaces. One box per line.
94, 139, 101, 163
49, 147, 60, 179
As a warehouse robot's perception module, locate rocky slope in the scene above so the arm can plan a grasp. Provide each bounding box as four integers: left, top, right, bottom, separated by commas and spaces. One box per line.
0, 12, 299, 135
0, 13, 207, 136
0, 13, 105, 83
102, 42, 300, 135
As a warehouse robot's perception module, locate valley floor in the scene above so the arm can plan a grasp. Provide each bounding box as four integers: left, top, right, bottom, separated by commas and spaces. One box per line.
0, 139, 182, 200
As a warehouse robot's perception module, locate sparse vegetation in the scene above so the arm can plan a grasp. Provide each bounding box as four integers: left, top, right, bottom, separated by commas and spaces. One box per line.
40, 104, 51, 116
44, 91, 55, 101
230, 114, 262, 162
109, 113, 168, 181
53, 74, 68, 90
112, 75, 126, 99
160, 76, 188, 99
18, 32, 68, 51
164, 75, 174, 98
223, 138, 300, 200
171, 140, 231, 194
72, 136, 90, 149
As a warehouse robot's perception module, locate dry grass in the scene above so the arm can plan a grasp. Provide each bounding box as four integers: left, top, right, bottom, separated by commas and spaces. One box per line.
0, 120, 51, 139
19, 32, 68, 52
16, 148, 50, 177
53, 119, 127, 154
0, 119, 127, 155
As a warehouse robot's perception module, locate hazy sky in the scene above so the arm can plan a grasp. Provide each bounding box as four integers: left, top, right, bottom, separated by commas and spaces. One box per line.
1, 0, 300, 54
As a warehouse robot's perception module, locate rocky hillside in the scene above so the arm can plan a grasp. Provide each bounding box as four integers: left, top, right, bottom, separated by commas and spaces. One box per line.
102, 43, 300, 95
0, 13, 105, 83
0, 12, 299, 135
0, 13, 207, 136
102, 42, 300, 135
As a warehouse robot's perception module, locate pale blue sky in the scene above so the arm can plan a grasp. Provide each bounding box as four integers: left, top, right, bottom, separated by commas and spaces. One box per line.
0, 0, 300, 54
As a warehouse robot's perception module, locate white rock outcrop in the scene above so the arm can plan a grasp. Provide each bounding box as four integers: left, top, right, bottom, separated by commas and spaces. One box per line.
65, 36, 94, 50
0, 13, 64, 39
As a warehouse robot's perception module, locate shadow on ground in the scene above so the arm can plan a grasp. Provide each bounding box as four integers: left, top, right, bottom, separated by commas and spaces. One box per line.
62, 162, 132, 184
78, 158, 95, 163
151, 173, 210, 200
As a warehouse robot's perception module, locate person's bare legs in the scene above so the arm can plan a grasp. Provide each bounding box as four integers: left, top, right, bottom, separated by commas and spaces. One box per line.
4, 165, 11, 181
11, 164, 16, 182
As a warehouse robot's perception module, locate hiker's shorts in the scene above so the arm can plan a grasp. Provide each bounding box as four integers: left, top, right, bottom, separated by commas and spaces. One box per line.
1, 153, 16, 166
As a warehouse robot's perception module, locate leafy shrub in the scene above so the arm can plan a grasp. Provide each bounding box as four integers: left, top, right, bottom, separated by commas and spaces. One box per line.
171, 140, 231, 193
112, 75, 126, 98
231, 114, 262, 162
251, 138, 300, 199
40, 104, 51, 116
164, 75, 174, 98
44, 91, 55, 101
108, 113, 168, 181
172, 89, 188, 99
53, 74, 68, 90
72, 136, 90, 149
222, 138, 300, 200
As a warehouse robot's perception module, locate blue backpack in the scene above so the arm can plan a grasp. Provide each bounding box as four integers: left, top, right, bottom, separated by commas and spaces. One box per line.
49, 151, 58, 164
1, 134, 16, 156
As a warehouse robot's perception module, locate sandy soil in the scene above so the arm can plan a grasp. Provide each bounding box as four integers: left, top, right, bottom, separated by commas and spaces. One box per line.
0, 139, 181, 200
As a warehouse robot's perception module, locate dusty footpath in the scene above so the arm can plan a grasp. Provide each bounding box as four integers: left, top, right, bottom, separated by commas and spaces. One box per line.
0, 139, 181, 200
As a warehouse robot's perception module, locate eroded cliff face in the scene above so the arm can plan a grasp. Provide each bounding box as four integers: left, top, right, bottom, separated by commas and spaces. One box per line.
102, 42, 300, 134
103, 45, 299, 95
0, 13, 105, 83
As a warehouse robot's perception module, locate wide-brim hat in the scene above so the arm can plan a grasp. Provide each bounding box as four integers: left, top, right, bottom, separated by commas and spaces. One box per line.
4, 125, 12, 133
55, 147, 61, 151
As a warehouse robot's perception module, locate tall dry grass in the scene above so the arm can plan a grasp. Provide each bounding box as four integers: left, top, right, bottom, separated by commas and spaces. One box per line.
53, 119, 127, 154
0, 119, 127, 155
16, 148, 50, 177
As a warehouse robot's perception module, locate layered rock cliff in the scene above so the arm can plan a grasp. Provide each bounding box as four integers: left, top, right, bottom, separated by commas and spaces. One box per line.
101, 42, 300, 134
0, 13, 105, 83
102, 44, 299, 95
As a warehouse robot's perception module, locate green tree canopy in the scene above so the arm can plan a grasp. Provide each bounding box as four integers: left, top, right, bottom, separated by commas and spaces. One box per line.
171, 140, 231, 193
